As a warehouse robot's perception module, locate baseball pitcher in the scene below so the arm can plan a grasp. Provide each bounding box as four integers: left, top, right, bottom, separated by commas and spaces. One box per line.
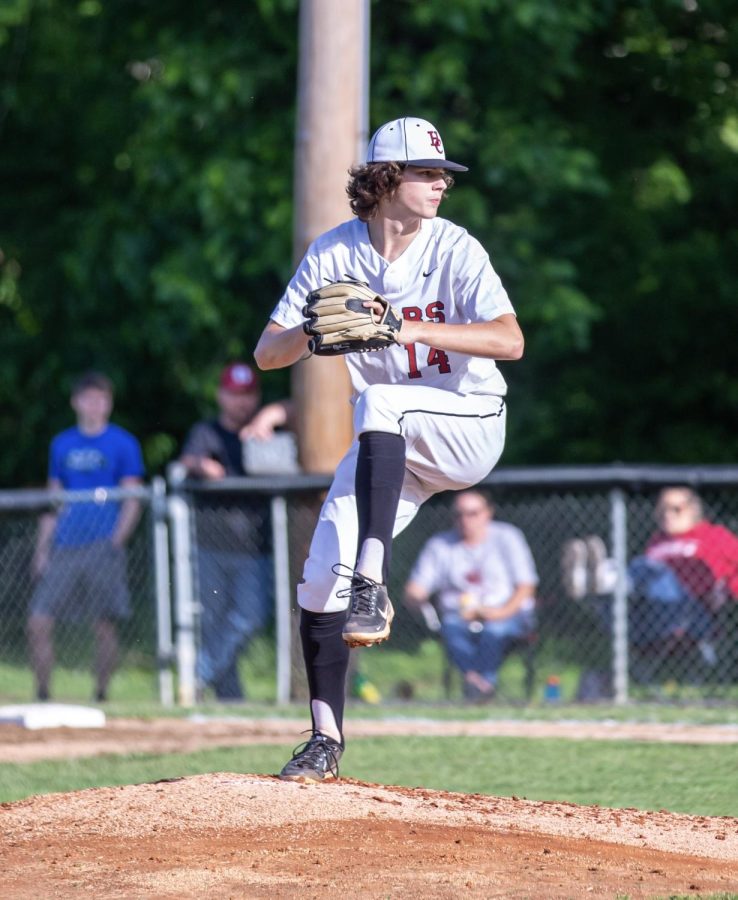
254, 116, 524, 782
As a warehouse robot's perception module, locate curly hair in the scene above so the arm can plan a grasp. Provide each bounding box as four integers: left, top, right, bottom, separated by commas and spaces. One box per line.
346, 163, 454, 221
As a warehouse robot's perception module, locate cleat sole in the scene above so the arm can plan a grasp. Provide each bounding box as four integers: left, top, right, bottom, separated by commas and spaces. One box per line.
279, 771, 338, 783
342, 601, 394, 648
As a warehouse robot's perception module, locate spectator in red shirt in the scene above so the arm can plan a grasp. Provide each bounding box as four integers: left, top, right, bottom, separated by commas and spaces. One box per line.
643, 487, 738, 604
628, 486, 738, 659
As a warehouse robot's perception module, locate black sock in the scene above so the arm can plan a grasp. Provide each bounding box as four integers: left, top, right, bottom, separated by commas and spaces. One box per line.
355, 431, 406, 582
300, 609, 350, 741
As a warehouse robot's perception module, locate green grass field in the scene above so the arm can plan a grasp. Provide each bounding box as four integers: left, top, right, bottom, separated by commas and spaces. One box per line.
1, 731, 737, 817
2, 645, 738, 820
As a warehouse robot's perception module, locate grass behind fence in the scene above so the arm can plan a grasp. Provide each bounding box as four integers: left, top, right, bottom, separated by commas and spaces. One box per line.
3, 629, 738, 706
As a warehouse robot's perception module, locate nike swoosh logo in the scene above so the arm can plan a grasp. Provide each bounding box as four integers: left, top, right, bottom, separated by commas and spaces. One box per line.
422, 267, 437, 277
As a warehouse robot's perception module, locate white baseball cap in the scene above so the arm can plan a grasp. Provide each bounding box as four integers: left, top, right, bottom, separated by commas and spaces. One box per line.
366, 117, 468, 172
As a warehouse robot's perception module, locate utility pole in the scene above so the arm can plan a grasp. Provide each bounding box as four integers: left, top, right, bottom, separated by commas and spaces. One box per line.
291, 0, 370, 473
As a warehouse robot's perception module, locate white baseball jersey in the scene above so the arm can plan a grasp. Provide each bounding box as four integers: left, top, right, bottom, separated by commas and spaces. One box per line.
270, 216, 515, 399
272, 214, 515, 612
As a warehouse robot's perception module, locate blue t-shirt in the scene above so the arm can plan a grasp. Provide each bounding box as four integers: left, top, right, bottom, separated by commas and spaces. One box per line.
49, 425, 145, 546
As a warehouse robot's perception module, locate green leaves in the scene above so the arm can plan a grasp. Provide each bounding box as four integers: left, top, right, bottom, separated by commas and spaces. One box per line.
1, 0, 737, 482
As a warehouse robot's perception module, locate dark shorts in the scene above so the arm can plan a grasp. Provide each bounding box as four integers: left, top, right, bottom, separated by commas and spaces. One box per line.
29, 541, 132, 623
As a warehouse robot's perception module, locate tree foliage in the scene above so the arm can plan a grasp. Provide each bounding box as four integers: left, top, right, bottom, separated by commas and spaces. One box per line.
1, 0, 737, 485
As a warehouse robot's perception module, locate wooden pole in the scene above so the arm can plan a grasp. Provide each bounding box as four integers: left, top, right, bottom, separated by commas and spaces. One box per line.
291, 0, 369, 474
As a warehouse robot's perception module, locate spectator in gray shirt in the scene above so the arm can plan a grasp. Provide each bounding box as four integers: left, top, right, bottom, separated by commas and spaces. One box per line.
405, 489, 538, 701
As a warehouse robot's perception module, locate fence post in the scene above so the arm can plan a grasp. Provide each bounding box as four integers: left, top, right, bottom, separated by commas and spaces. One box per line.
168, 481, 198, 706
610, 487, 629, 704
271, 494, 292, 704
151, 476, 175, 707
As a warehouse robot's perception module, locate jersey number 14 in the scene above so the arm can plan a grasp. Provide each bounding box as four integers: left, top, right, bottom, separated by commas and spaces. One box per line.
402, 305, 451, 379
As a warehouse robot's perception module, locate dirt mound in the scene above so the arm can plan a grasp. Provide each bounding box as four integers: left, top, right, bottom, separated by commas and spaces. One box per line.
3, 773, 737, 898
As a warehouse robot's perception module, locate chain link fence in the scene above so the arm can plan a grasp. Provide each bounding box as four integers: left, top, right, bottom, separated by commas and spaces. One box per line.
0, 483, 171, 705
171, 476, 276, 704
1, 466, 737, 708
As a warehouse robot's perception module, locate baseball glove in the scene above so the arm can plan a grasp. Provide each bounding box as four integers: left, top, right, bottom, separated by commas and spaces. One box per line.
302, 280, 403, 356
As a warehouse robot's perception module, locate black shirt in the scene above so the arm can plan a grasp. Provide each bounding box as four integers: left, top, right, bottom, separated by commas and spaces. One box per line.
180, 418, 268, 553
181, 418, 246, 476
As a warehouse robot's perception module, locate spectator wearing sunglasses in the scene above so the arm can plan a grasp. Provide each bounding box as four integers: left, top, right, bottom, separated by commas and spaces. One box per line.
404, 490, 538, 701
627, 486, 738, 659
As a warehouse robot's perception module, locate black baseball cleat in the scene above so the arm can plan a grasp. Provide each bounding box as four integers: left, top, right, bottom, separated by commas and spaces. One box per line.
279, 732, 344, 783
341, 572, 395, 648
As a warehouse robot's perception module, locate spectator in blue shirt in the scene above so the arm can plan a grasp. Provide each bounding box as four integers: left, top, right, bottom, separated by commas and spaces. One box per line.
28, 371, 145, 702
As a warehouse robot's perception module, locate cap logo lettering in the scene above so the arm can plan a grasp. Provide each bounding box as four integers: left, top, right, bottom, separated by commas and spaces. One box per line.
365, 118, 468, 171
427, 130, 443, 154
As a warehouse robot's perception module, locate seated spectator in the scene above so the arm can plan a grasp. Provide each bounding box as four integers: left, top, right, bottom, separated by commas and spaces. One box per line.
176, 362, 292, 701
28, 371, 144, 703
629, 486, 738, 663
562, 486, 738, 672
404, 490, 538, 701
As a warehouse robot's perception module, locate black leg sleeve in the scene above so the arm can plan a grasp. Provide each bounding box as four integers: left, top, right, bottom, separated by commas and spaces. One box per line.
355, 431, 406, 582
300, 609, 351, 738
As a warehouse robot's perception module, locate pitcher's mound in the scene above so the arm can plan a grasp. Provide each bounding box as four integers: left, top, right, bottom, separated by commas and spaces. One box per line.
3, 773, 737, 898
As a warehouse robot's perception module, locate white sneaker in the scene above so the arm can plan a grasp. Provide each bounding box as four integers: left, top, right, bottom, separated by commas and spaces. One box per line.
585, 535, 617, 594
698, 640, 718, 668
561, 539, 589, 599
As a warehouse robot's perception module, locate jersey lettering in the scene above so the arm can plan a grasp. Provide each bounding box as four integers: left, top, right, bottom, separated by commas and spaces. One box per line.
401, 306, 452, 379
402, 308, 424, 378
426, 301, 445, 323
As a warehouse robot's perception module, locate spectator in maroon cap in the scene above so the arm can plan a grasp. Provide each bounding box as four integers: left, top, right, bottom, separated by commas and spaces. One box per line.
179, 363, 289, 480
176, 363, 292, 700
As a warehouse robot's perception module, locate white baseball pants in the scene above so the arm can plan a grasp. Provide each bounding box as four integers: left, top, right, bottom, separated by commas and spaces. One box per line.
297, 383, 507, 613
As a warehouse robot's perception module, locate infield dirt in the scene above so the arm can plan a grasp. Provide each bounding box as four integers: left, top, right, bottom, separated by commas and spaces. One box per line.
2, 717, 737, 898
